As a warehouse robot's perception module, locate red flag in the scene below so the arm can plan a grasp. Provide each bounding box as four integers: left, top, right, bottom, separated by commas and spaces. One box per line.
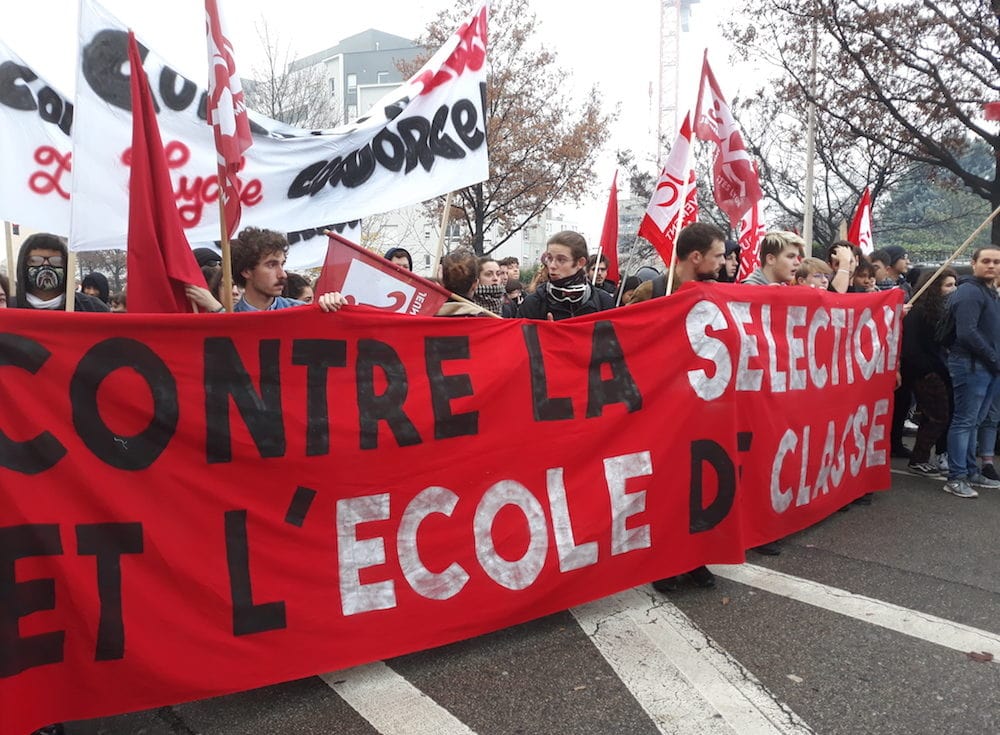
985, 102, 1000, 121
694, 53, 763, 223
848, 187, 874, 256
638, 113, 696, 265
205, 0, 253, 237
737, 164, 767, 281
316, 232, 450, 316
126, 32, 206, 314
599, 172, 620, 283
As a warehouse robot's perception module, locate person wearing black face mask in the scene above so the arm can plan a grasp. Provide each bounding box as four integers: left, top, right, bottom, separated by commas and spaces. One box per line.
516, 231, 614, 321
12, 233, 109, 312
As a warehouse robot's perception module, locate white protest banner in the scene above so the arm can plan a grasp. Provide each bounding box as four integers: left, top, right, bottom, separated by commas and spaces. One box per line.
0, 36, 358, 270
0, 39, 73, 234
69, 0, 488, 251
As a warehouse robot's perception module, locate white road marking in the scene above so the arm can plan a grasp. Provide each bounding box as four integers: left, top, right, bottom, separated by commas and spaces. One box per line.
572, 587, 814, 735
320, 662, 477, 735
711, 563, 1000, 661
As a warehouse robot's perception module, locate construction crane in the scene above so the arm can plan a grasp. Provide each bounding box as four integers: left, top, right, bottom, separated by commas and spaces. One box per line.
657, 0, 699, 163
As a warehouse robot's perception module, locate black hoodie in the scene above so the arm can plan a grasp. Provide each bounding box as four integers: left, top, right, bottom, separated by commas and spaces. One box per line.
81, 272, 110, 304
13, 233, 109, 312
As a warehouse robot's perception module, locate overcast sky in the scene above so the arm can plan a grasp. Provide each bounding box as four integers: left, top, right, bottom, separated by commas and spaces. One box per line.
4, 0, 749, 243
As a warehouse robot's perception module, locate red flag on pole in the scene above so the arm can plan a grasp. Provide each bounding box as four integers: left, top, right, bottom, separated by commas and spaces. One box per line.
848, 187, 874, 256
126, 32, 206, 314
737, 163, 767, 281
694, 52, 763, 224
316, 232, 451, 316
638, 113, 696, 265
205, 0, 253, 238
599, 172, 620, 283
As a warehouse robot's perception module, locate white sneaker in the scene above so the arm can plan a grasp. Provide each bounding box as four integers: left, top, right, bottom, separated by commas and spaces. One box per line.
943, 480, 978, 498
936, 453, 949, 472
969, 473, 1000, 489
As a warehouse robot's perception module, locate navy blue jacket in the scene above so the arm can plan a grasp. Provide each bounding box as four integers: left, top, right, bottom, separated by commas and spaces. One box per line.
949, 278, 1000, 372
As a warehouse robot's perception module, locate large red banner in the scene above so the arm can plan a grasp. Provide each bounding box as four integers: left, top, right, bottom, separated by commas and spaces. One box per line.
0, 285, 901, 734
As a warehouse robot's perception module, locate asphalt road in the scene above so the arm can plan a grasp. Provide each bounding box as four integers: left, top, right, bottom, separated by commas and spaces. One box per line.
63, 456, 1000, 735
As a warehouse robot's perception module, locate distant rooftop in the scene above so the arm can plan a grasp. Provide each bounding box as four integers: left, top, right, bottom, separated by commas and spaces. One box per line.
289, 29, 419, 72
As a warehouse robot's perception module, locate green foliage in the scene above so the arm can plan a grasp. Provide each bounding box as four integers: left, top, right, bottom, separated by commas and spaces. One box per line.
876, 142, 994, 259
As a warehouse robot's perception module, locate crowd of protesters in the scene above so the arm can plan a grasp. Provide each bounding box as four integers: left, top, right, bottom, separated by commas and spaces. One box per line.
3, 225, 999, 627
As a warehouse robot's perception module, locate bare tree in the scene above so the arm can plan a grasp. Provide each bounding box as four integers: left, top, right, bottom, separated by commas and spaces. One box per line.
243, 20, 340, 130
729, 0, 1000, 242
76, 250, 127, 293
401, 0, 614, 255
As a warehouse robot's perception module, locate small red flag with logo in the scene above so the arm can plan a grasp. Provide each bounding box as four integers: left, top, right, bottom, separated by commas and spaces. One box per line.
316, 232, 451, 316
848, 187, 874, 256
205, 0, 253, 237
694, 53, 763, 224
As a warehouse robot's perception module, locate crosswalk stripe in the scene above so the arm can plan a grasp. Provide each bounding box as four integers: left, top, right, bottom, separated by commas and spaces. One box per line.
572, 588, 814, 735
712, 563, 1000, 660
320, 662, 478, 735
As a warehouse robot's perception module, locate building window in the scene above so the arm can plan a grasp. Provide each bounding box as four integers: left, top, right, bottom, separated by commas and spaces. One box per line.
329, 78, 336, 93
347, 73, 357, 92
424, 254, 431, 267
377, 71, 390, 84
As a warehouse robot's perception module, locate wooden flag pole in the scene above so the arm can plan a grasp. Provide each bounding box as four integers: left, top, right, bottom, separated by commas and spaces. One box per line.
216, 181, 234, 312
433, 191, 454, 277
591, 246, 603, 287
665, 241, 679, 295
907, 204, 1000, 307
3, 221, 15, 297
65, 250, 77, 312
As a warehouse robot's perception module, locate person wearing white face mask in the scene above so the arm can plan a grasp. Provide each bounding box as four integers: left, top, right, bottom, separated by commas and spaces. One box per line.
516, 231, 615, 321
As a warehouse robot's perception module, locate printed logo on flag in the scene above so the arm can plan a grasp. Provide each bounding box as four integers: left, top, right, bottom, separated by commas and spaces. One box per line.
341, 259, 418, 313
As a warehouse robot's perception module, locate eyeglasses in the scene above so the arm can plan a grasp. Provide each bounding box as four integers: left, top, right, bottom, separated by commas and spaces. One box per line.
541, 253, 574, 267
26, 255, 65, 268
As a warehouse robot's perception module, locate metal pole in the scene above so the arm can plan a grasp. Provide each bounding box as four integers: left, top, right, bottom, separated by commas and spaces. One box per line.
802, 18, 818, 256
217, 174, 235, 312
433, 191, 454, 278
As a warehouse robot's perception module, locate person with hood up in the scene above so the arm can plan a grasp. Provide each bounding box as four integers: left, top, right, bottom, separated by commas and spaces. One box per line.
81, 271, 111, 305
11, 233, 108, 312
384, 246, 413, 271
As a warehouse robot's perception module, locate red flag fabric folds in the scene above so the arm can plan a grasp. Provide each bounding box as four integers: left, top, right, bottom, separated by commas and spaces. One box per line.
848, 187, 874, 256
126, 32, 206, 314
599, 172, 620, 283
205, 0, 253, 237
694, 54, 763, 224
737, 163, 767, 281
